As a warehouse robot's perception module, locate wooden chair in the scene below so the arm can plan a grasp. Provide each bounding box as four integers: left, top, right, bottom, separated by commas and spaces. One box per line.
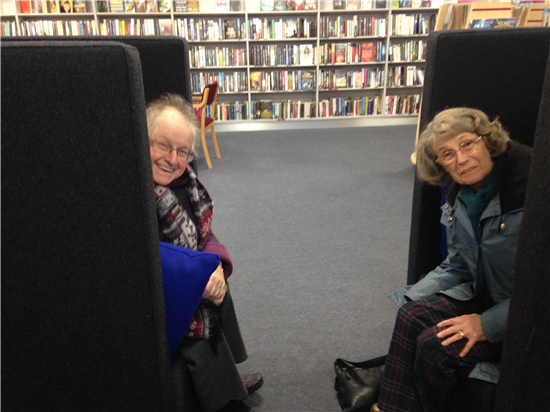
192, 82, 220, 169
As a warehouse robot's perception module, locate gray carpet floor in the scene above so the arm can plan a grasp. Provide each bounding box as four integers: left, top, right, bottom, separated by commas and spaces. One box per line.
196, 125, 417, 412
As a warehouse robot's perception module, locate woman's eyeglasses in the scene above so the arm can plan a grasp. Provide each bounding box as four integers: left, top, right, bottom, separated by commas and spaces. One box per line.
150, 140, 189, 159
437, 136, 483, 165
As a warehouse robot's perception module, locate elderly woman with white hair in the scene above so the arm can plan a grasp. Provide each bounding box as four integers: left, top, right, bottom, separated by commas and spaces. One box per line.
372, 107, 532, 412
146, 94, 262, 412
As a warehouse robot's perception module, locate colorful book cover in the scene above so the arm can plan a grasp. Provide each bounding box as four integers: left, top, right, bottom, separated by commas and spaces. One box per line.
335, 69, 346, 87
261, 0, 274, 11
146, 0, 157, 12
174, 1, 187, 12
159, 1, 171, 12
32, 1, 44, 13
123, 0, 135, 13
135, 0, 146, 12
286, 18, 298, 37
304, 0, 316, 10
299, 44, 314, 65
347, 0, 358, 10
274, 0, 286, 10
20, 1, 31, 13
260, 100, 273, 119
335, 43, 346, 63
216, 0, 230, 12
469, 18, 517, 29
286, 0, 296, 10
158, 18, 173, 34
59, 0, 72, 12
333, 0, 345, 9
48, 0, 59, 12
301, 71, 314, 90
361, 42, 373, 62
187, 0, 199, 11
224, 19, 238, 39
73, 0, 86, 12
250, 72, 262, 91
295, 0, 304, 10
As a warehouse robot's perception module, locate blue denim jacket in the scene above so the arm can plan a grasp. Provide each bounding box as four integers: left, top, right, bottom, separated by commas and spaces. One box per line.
390, 140, 531, 383
390, 192, 522, 382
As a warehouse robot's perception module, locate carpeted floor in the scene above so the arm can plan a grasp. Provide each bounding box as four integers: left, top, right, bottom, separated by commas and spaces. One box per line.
196, 125, 417, 412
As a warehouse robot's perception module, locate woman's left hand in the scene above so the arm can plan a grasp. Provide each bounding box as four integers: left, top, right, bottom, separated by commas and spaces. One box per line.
437, 314, 487, 357
202, 263, 226, 303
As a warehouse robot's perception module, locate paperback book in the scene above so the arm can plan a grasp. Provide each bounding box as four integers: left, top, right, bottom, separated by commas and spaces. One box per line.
469, 18, 517, 28
123, 0, 135, 13
174, 1, 187, 11
135, 0, 146, 12
301, 71, 315, 90
250, 72, 262, 91
73, 0, 86, 12
299, 44, 314, 65
274, 0, 287, 10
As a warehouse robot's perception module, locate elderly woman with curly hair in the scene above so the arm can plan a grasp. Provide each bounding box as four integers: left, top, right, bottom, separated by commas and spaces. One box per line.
372, 108, 532, 412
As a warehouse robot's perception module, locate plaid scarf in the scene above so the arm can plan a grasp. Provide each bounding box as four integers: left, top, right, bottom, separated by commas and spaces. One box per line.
154, 165, 213, 251
155, 166, 222, 352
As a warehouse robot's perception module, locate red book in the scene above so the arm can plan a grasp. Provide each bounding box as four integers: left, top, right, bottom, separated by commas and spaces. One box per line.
20, 1, 31, 13
371, 16, 375, 36
361, 43, 373, 63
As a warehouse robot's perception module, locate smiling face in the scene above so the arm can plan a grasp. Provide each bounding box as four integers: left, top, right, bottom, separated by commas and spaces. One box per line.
149, 108, 194, 186
434, 132, 494, 191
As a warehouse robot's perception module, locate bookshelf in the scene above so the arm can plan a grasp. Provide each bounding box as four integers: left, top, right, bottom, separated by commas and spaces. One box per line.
1, 0, 442, 128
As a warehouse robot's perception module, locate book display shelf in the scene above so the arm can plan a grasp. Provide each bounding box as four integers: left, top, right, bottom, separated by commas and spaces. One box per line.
1, 0, 441, 129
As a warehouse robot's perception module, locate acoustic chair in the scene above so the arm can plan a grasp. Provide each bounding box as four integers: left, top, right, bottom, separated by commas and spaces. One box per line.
409, 28, 550, 412
193, 82, 221, 169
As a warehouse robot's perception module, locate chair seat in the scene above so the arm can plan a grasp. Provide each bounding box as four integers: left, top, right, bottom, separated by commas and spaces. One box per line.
196, 113, 214, 128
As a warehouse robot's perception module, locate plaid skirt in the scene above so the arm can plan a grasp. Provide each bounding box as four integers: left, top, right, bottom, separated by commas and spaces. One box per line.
378, 294, 503, 412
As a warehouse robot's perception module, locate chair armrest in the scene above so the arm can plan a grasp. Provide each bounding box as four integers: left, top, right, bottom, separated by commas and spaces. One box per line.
192, 96, 202, 101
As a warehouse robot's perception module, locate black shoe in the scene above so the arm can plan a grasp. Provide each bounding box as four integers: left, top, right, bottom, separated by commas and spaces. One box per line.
217, 400, 255, 412
242, 373, 264, 395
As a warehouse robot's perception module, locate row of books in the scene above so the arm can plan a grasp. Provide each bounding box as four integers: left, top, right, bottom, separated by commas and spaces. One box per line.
189, 46, 247, 68
261, 0, 317, 12
250, 70, 315, 91
391, 13, 435, 35
173, 18, 245, 41
333, 1, 388, 10
318, 41, 386, 64
99, 1, 171, 13
318, 96, 381, 117
17, 1, 88, 14
388, 39, 426, 61
319, 16, 387, 38
386, 94, 420, 114
19, 19, 98, 36
386, 65, 424, 87
249, 44, 315, 66
214, 102, 249, 121
251, 100, 316, 119
248, 18, 317, 40
98, 18, 171, 35
191, 72, 248, 94
318, 67, 385, 89
2, 21, 17, 36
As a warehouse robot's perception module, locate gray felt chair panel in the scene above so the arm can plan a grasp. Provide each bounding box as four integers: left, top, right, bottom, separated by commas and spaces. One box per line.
2, 41, 174, 411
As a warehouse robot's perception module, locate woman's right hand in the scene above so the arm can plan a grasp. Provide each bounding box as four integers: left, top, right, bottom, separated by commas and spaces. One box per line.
202, 263, 226, 305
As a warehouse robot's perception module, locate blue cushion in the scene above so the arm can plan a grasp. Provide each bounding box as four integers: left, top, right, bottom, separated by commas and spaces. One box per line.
159, 242, 220, 361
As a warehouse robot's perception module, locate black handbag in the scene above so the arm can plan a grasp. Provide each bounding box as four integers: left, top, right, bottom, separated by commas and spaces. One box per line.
334, 355, 387, 412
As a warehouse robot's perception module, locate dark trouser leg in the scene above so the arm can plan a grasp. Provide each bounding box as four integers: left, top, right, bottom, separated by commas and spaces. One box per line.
378, 295, 502, 412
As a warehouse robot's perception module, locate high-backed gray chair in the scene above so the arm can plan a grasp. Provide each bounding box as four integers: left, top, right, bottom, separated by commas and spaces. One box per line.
1, 40, 197, 411
408, 27, 550, 412
2, 35, 199, 172
494, 45, 550, 412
